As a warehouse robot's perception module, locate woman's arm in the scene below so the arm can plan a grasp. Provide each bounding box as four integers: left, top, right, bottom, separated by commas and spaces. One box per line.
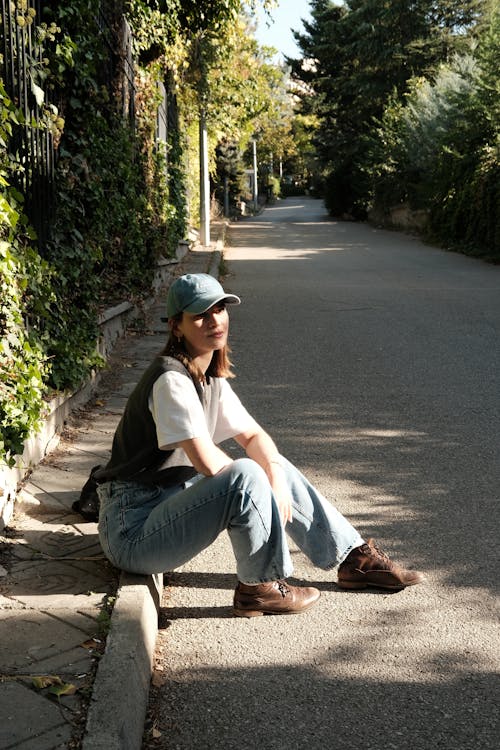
235, 428, 293, 524
177, 436, 233, 477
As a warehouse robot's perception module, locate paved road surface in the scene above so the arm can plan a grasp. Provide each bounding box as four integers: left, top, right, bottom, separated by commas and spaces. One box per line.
145, 197, 500, 750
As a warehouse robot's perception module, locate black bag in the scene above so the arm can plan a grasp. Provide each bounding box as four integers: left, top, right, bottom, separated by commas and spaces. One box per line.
72, 464, 103, 522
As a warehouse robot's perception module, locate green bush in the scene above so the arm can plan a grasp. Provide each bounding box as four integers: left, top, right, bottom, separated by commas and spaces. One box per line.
429, 149, 500, 260
324, 165, 368, 220
369, 22, 499, 260
0, 179, 52, 464
32, 0, 187, 390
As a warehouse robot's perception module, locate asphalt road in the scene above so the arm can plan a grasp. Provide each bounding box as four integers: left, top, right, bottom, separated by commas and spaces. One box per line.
144, 197, 500, 750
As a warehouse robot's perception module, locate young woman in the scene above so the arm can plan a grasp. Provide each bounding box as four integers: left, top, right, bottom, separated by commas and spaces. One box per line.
97, 273, 424, 617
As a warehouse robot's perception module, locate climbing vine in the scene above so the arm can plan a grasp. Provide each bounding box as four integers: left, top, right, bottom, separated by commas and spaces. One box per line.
0, 0, 186, 465
0, 81, 53, 465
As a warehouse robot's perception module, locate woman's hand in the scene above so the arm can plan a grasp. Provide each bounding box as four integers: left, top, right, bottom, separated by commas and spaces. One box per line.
235, 427, 293, 524
267, 462, 294, 525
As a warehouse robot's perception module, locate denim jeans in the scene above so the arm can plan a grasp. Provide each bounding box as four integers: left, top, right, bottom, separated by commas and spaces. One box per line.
97, 456, 363, 583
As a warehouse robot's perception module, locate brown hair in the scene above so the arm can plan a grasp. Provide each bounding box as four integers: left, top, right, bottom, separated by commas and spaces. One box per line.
161, 313, 235, 382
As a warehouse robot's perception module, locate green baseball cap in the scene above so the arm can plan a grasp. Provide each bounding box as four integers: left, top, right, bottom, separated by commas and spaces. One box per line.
166, 273, 241, 319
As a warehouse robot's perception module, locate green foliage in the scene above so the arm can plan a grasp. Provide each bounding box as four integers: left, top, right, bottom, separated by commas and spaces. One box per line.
427, 11, 499, 257
266, 174, 281, 199
35, 1, 140, 388
289, 0, 498, 257
128, 4, 295, 223
164, 128, 188, 255
279, 113, 321, 191
1, 0, 189, 464
370, 9, 499, 258
371, 58, 480, 210
0, 84, 53, 464
429, 148, 499, 259
291, 0, 487, 216
205, 15, 295, 215
214, 138, 250, 212
36, 0, 188, 389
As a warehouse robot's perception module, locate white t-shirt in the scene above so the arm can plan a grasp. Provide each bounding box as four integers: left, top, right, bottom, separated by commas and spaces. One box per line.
149, 371, 259, 453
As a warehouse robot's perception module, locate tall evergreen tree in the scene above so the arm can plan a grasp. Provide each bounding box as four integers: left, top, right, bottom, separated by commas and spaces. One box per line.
290, 0, 486, 216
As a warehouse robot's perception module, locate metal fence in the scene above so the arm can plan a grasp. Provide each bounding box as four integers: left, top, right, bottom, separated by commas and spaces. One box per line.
0, 1, 136, 251
1, 0, 55, 249
96, 4, 136, 126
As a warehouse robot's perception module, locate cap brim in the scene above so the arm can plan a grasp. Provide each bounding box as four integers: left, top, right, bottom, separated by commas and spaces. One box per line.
184, 294, 241, 315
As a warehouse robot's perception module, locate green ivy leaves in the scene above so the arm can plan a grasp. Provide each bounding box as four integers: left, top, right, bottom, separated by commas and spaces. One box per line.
0, 184, 51, 465
0, 0, 189, 467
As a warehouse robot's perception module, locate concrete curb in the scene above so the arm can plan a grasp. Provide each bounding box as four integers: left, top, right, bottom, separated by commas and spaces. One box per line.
82, 573, 163, 750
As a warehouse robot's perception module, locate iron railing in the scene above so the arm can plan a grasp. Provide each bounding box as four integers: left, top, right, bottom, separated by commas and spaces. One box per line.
0, 1, 137, 251
1, 0, 55, 249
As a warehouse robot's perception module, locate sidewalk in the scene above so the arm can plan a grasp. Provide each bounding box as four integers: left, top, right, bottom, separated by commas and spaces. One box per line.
0, 242, 222, 750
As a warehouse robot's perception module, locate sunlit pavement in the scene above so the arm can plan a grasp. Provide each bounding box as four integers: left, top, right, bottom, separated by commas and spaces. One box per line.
145, 196, 500, 750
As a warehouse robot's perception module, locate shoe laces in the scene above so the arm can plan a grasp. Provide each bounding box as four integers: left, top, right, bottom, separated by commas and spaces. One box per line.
276, 580, 290, 598
366, 539, 392, 564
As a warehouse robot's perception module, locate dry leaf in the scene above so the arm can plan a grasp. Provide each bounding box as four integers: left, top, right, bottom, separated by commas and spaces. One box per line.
32, 675, 63, 689
49, 682, 78, 696
151, 671, 166, 687
80, 638, 100, 650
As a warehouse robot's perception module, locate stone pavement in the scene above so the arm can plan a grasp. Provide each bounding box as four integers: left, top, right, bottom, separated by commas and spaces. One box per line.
0, 244, 221, 750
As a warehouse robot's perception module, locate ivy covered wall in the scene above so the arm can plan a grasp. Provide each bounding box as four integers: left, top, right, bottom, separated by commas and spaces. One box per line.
0, 0, 187, 466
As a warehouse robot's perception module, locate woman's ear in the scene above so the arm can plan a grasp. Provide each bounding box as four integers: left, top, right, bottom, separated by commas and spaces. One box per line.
169, 318, 183, 342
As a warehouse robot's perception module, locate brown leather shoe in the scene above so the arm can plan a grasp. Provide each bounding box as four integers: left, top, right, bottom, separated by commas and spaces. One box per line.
337, 539, 425, 591
233, 580, 320, 617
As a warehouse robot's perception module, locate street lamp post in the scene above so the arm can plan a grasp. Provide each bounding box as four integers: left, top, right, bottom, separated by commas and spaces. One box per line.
252, 138, 258, 212
199, 108, 210, 246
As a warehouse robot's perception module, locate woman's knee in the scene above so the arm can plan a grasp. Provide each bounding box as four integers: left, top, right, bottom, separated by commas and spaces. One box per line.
228, 457, 268, 485
223, 458, 276, 527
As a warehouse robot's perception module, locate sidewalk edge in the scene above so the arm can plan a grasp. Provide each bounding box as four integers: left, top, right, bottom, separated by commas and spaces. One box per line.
81, 572, 163, 750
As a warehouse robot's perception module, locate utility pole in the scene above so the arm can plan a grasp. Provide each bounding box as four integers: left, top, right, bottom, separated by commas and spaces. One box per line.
223, 175, 229, 218
199, 108, 210, 246
252, 139, 258, 212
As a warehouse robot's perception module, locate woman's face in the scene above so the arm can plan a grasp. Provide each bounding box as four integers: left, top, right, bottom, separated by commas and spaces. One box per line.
174, 303, 229, 359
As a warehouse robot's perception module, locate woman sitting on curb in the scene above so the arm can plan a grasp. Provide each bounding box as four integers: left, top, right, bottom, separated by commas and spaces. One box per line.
96, 273, 425, 617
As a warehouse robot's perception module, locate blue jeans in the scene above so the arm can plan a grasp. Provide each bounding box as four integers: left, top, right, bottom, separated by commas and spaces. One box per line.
97, 456, 363, 584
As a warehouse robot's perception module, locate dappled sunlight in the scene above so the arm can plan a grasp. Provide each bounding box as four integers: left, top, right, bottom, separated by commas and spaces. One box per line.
224, 245, 336, 260
156, 543, 499, 746
151, 637, 499, 748
233, 391, 499, 595
311, 598, 500, 679
358, 428, 425, 439
261, 203, 306, 211
292, 424, 428, 444
226, 230, 374, 262
235, 219, 336, 226
143, 193, 500, 750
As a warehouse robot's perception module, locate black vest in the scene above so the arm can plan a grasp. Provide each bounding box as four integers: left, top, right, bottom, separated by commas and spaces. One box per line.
97, 356, 221, 486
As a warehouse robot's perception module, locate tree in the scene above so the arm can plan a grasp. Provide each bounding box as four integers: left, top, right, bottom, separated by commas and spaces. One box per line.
369, 7, 499, 256
290, 0, 487, 216
128, 2, 292, 220
170, 12, 296, 216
